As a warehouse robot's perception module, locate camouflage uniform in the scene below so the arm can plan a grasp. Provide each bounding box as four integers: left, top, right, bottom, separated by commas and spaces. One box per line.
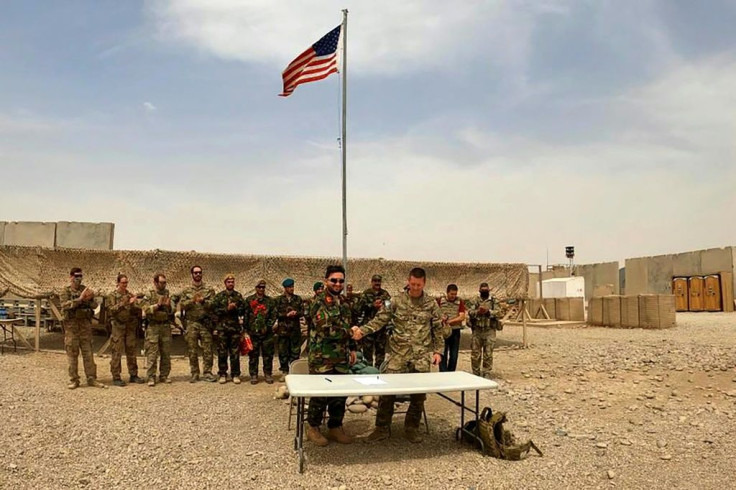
244, 294, 277, 379
466, 296, 502, 378
140, 288, 175, 382
307, 290, 356, 429
357, 287, 391, 367
60, 285, 98, 384
105, 290, 141, 381
274, 292, 304, 373
179, 283, 217, 378
360, 291, 447, 430
212, 289, 246, 378
344, 291, 361, 325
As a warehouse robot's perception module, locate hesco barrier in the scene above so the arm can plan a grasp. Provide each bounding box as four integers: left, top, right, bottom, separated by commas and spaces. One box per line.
0, 246, 529, 300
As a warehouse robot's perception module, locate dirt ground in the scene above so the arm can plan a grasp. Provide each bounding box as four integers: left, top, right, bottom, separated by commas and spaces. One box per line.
1, 312, 734, 489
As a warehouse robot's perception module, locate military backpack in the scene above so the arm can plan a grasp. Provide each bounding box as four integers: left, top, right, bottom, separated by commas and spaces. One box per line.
463, 407, 543, 460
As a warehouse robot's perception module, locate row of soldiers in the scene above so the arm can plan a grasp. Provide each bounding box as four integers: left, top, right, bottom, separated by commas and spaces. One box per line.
59, 266, 503, 394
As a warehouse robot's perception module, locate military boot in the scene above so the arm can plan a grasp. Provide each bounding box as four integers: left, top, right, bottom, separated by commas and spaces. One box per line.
112, 378, 127, 387
404, 427, 423, 444
87, 379, 107, 388
147, 378, 156, 387
129, 375, 145, 384
67, 380, 80, 390
265, 374, 274, 384
233, 376, 241, 385
202, 373, 217, 382
306, 426, 329, 447
363, 426, 390, 443
218, 376, 227, 384
250, 375, 259, 385
326, 427, 355, 444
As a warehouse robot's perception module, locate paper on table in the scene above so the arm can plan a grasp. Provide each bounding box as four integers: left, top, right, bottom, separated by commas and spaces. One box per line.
353, 377, 387, 385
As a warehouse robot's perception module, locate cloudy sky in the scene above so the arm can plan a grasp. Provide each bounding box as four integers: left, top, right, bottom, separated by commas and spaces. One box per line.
1, 1, 734, 266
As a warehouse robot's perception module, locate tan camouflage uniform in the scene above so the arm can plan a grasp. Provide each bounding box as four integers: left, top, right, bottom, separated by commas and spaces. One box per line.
178, 283, 217, 378
60, 285, 98, 385
466, 296, 502, 378
139, 288, 174, 382
105, 290, 141, 381
359, 291, 447, 430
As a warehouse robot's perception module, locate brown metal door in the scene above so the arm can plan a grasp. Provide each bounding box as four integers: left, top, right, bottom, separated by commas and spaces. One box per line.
688, 277, 704, 311
704, 275, 722, 311
672, 278, 688, 311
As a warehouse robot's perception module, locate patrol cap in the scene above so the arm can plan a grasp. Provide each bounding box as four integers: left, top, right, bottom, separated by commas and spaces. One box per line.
256, 279, 267, 287
282, 278, 295, 287
313, 281, 324, 291
223, 273, 235, 282
371, 274, 382, 281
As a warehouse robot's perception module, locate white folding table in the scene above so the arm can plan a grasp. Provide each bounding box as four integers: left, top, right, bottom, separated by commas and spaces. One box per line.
285, 371, 498, 473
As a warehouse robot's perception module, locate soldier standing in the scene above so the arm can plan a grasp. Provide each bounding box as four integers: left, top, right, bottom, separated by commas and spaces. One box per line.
179, 265, 217, 383
245, 280, 277, 384
437, 284, 466, 372
466, 282, 503, 379
306, 265, 356, 446
212, 274, 246, 384
356, 274, 391, 368
106, 273, 144, 386
344, 283, 361, 325
353, 267, 447, 443
274, 278, 304, 379
139, 273, 175, 386
60, 267, 105, 389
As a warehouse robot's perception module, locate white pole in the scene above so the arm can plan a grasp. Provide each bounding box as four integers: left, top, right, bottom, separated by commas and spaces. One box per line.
341, 9, 348, 275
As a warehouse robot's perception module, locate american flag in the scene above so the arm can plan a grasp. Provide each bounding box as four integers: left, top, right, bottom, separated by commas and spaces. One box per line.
279, 25, 341, 97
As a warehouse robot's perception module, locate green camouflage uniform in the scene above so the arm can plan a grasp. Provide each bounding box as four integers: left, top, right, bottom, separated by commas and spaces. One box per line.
105, 289, 141, 380
179, 283, 217, 377
212, 289, 246, 377
60, 285, 98, 384
244, 293, 277, 378
140, 288, 175, 382
344, 291, 361, 325
274, 292, 304, 373
307, 290, 356, 428
360, 291, 447, 430
357, 287, 391, 367
466, 296, 502, 378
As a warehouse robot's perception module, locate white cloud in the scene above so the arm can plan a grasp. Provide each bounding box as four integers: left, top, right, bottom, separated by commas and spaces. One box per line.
147, 0, 567, 75
142, 101, 158, 113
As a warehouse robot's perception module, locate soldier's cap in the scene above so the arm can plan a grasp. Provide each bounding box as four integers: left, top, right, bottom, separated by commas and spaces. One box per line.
313, 281, 324, 291
371, 274, 382, 281
223, 273, 235, 282
479, 282, 489, 288
282, 278, 295, 287
256, 279, 267, 287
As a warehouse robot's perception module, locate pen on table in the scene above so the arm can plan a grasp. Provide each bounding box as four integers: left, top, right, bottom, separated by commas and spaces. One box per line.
325, 378, 332, 383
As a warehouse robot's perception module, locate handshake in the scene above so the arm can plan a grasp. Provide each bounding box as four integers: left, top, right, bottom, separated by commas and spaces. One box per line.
350, 326, 363, 341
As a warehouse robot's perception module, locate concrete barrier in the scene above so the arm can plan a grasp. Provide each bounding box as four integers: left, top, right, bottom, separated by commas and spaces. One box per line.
55, 222, 114, 250
3, 221, 56, 247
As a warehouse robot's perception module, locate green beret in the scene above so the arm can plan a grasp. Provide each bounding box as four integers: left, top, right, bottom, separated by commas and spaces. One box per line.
282, 278, 295, 287
313, 281, 324, 291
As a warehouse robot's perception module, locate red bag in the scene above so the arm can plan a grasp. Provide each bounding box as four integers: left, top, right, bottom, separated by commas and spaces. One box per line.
240, 335, 253, 356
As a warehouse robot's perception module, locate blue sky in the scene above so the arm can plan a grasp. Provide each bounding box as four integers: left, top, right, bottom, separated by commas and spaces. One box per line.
1, 1, 735, 266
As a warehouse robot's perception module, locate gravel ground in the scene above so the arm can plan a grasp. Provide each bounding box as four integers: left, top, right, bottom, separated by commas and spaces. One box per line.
1, 312, 735, 489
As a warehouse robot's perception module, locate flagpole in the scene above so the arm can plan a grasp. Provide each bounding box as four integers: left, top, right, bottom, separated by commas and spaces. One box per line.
341, 9, 348, 275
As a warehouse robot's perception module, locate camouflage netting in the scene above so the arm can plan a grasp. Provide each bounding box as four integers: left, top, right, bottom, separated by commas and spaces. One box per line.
0, 246, 528, 300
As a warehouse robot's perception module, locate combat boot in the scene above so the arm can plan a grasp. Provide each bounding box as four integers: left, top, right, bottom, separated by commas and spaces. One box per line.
129, 375, 145, 384
306, 426, 329, 447
363, 426, 390, 443
218, 376, 227, 384
87, 379, 107, 388
160, 377, 172, 384
147, 378, 156, 387
250, 376, 259, 385
326, 427, 355, 444
202, 373, 217, 382
112, 378, 127, 387
233, 376, 241, 384
67, 380, 80, 390
189, 374, 199, 383
404, 427, 423, 444
265, 374, 274, 384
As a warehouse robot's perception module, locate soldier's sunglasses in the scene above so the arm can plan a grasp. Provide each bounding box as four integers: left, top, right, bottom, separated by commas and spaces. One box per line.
256, 286, 266, 289
73, 274, 83, 278
192, 271, 202, 275
328, 279, 345, 284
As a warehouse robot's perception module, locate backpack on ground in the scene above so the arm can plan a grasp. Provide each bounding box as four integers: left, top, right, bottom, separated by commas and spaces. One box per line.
462, 407, 543, 460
